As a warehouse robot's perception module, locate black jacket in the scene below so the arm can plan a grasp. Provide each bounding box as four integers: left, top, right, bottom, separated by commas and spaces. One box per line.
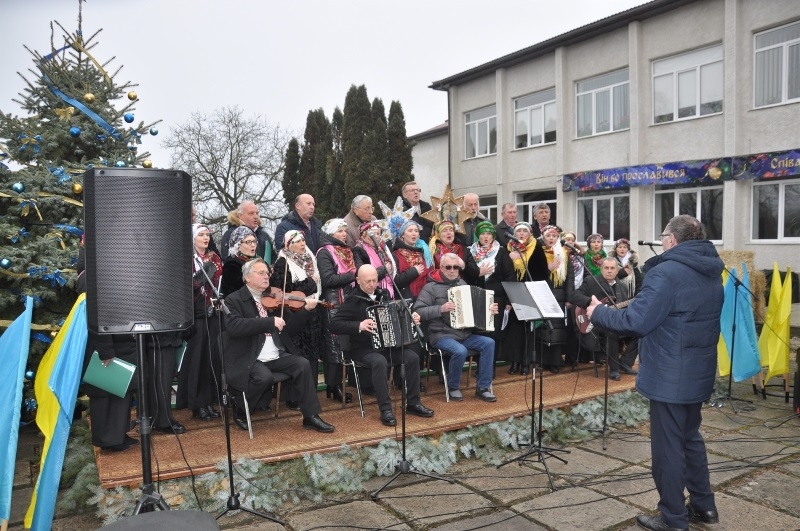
316, 232, 356, 306
329, 287, 393, 357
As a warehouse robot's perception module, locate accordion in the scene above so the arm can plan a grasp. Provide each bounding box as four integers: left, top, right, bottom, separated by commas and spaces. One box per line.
366, 300, 418, 350
448, 285, 495, 331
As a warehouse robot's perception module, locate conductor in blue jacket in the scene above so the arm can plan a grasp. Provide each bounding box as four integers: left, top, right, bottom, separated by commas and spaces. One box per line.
587, 215, 723, 531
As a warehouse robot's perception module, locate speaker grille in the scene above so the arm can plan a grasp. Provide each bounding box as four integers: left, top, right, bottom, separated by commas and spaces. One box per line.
84, 168, 193, 334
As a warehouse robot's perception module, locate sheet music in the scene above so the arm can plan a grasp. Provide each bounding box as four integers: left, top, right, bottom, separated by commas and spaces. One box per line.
525, 281, 564, 318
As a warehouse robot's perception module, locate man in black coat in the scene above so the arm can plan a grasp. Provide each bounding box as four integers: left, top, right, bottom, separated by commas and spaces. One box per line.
223, 258, 334, 433
401, 181, 434, 243
329, 264, 434, 427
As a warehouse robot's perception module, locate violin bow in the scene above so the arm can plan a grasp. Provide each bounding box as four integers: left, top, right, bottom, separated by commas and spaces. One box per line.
280, 253, 289, 320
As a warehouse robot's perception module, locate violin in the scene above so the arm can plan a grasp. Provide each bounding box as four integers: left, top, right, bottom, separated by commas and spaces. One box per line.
261, 288, 333, 311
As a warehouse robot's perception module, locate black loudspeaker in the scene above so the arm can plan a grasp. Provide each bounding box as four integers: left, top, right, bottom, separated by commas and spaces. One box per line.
84, 168, 193, 334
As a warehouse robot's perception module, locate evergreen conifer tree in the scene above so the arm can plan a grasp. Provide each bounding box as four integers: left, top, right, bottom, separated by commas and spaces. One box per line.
363, 98, 388, 203
387, 100, 414, 200
0, 8, 159, 373
282, 137, 301, 211
326, 107, 346, 219
341, 85, 372, 202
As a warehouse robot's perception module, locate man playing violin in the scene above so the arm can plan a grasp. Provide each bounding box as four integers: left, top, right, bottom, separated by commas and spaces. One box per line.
569, 256, 638, 380
329, 265, 434, 427
223, 258, 335, 433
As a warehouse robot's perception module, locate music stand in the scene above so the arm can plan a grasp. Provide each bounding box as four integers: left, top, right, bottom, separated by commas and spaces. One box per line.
497, 281, 570, 490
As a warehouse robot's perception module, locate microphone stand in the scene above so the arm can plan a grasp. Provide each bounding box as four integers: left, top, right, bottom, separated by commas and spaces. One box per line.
207, 288, 284, 525
498, 235, 569, 490
371, 242, 454, 500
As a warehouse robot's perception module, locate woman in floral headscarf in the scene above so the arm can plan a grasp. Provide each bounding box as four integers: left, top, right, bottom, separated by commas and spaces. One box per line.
537, 225, 575, 374
429, 220, 465, 269
220, 226, 258, 297
393, 220, 434, 300
503, 222, 549, 374
316, 218, 356, 404
353, 221, 397, 298
584, 233, 607, 277
270, 230, 322, 407
468, 220, 516, 363
613, 238, 641, 298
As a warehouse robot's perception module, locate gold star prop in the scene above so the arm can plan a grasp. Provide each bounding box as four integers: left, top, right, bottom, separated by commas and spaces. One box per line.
421, 184, 471, 233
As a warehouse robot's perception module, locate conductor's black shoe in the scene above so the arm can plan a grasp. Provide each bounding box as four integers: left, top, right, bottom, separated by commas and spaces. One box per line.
609, 371, 621, 381
103, 435, 139, 452
232, 409, 249, 431
153, 422, 186, 435
379, 409, 397, 426
285, 400, 301, 411
192, 407, 212, 421
620, 366, 639, 375
406, 403, 434, 417
508, 362, 519, 374
206, 404, 221, 418
636, 513, 688, 531
302, 415, 335, 433
520, 364, 529, 375
548, 366, 560, 374
687, 504, 719, 524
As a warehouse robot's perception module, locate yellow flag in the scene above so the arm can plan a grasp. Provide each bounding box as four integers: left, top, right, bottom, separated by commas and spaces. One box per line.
717, 269, 730, 377
757, 263, 781, 367
764, 267, 792, 383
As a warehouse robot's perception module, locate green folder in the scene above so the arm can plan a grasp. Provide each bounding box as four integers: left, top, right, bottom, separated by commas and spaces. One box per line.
83, 351, 136, 398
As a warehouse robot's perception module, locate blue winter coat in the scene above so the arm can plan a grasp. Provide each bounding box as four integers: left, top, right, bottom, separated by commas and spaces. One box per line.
590, 239, 723, 404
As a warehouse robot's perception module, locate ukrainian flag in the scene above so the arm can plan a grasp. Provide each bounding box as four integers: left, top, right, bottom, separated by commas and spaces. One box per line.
24, 294, 87, 531
0, 297, 33, 529
719, 265, 761, 382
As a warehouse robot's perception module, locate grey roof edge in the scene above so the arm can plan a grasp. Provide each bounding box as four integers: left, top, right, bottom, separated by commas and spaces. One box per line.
429, 0, 697, 91
408, 121, 449, 141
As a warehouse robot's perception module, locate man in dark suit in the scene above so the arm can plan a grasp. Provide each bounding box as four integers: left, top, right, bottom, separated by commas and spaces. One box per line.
223, 258, 334, 433
401, 181, 434, 243
494, 203, 517, 247
329, 264, 434, 427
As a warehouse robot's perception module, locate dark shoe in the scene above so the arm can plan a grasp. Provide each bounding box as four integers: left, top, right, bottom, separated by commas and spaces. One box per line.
285, 400, 301, 411
302, 415, 335, 433
380, 409, 397, 426
636, 513, 688, 531
620, 366, 639, 375
687, 504, 719, 524
232, 409, 249, 431
508, 362, 519, 374
104, 435, 139, 452
475, 388, 497, 402
206, 404, 221, 418
520, 364, 529, 375
609, 371, 621, 381
193, 407, 212, 421
326, 385, 353, 404
407, 403, 434, 417
549, 366, 560, 374
153, 422, 186, 435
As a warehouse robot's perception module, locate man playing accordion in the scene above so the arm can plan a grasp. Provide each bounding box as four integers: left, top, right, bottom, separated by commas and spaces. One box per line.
329, 265, 435, 427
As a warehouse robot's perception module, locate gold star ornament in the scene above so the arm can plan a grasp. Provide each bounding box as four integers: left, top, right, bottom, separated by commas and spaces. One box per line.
421, 184, 471, 233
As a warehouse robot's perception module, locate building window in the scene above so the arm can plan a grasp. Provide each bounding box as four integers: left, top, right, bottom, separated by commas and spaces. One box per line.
654, 185, 723, 241
752, 179, 800, 240
516, 190, 557, 226
478, 195, 498, 224
514, 88, 556, 148
465, 105, 497, 159
653, 45, 723, 123
577, 191, 629, 242
576, 69, 630, 138
754, 21, 800, 108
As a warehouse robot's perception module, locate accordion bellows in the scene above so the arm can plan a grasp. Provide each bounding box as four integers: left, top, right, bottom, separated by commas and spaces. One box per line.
448, 285, 494, 331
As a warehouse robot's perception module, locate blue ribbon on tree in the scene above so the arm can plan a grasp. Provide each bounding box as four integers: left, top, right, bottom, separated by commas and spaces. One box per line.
49, 166, 71, 184
53, 224, 84, 237
18, 133, 43, 153
11, 227, 31, 243
42, 270, 67, 287
32, 333, 52, 344
27, 266, 47, 277
128, 128, 142, 145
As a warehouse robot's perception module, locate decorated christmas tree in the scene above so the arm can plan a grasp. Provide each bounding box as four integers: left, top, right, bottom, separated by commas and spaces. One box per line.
0, 3, 160, 404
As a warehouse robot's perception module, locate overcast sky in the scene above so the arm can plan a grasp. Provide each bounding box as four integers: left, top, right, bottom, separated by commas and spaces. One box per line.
2, 0, 649, 167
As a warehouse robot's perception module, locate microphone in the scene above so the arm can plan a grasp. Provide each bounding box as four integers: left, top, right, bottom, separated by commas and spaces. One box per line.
560, 239, 581, 254
637, 240, 663, 246
505, 232, 522, 244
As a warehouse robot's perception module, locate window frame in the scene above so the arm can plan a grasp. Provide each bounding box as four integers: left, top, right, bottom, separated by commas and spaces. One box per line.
514, 88, 557, 149
464, 105, 497, 160
753, 20, 800, 108
576, 191, 630, 243
653, 184, 724, 242
477, 195, 498, 224
575, 68, 630, 138
750, 179, 800, 241
652, 44, 724, 124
